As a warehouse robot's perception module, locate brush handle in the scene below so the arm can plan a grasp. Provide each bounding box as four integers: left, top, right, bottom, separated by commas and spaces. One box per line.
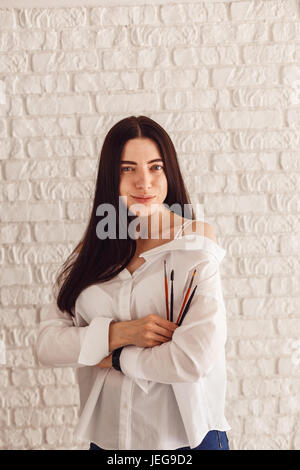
164, 261, 169, 321
164, 277, 169, 321
175, 269, 196, 325
170, 282, 174, 323
176, 288, 190, 325
178, 285, 197, 326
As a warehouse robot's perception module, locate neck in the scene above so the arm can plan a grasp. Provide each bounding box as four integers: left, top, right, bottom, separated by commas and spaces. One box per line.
136, 206, 175, 241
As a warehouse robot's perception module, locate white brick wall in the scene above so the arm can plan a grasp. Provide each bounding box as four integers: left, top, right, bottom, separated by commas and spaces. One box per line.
1, 1, 300, 450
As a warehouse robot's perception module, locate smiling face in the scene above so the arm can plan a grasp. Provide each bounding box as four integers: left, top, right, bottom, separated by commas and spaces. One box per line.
119, 137, 168, 219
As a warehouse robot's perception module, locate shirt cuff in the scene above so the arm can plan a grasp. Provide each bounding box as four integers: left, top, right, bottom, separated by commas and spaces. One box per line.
78, 317, 114, 366
120, 345, 150, 394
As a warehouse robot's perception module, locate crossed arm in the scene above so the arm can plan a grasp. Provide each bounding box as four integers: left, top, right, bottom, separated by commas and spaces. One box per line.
97, 222, 217, 370
36, 224, 224, 384
98, 315, 178, 368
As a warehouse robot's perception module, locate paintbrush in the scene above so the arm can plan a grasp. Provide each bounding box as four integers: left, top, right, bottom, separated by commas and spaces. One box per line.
178, 285, 198, 326
164, 260, 169, 321
176, 269, 197, 325
170, 269, 174, 322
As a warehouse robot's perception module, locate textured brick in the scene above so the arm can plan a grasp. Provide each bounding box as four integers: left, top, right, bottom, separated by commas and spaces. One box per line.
277, 319, 300, 337
95, 92, 160, 113
17, 7, 87, 29
243, 44, 296, 64
237, 214, 300, 233
26, 95, 93, 115
204, 195, 268, 214
74, 71, 139, 92
4, 159, 72, 180
222, 276, 268, 297
2, 387, 40, 408
212, 66, 279, 87
0, 266, 32, 286
0, 31, 58, 51
228, 318, 275, 338
46, 426, 74, 446
231, 1, 298, 21
270, 194, 300, 212
280, 234, 300, 254
0, 9, 16, 28
239, 256, 300, 275
32, 51, 98, 73
214, 152, 278, 171
12, 117, 77, 137
91, 7, 130, 26
1, 180, 31, 202
238, 338, 291, 359
222, 236, 278, 255
13, 74, 70, 94
242, 377, 291, 398
227, 397, 277, 417
0, 202, 63, 222
281, 152, 300, 170
235, 130, 300, 150
232, 88, 291, 107
243, 296, 300, 317
43, 386, 79, 407
0, 53, 28, 73
270, 276, 300, 295
272, 22, 300, 41
219, 110, 283, 129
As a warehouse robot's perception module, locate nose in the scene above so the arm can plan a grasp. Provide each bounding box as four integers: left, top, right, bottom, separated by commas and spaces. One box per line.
135, 168, 152, 190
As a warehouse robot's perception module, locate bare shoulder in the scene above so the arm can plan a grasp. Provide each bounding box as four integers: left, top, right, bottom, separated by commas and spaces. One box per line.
183, 219, 217, 243
203, 222, 217, 243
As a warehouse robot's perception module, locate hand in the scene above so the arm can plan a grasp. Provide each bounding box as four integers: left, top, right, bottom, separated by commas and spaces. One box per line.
97, 353, 113, 368
128, 314, 178, 348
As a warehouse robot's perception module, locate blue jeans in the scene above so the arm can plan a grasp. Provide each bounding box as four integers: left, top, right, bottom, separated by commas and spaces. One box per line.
89, 430, 229, 450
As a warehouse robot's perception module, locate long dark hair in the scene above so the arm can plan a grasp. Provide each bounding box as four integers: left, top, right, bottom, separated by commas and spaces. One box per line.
54, 115, 195, 317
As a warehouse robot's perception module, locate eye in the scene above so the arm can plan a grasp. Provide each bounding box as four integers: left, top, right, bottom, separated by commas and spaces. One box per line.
121, 164, 164, 172
152, 164, 164, 171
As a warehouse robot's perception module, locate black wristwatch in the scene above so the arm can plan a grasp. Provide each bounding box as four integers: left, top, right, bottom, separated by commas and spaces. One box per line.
112, 347, 124, 372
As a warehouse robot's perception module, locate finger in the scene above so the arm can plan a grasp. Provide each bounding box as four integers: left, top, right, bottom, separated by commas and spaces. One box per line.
154, 325, 175, 339
153, 333, 172, 343
149, 341, 163, 347
151, 332, 173, 343
153, 316, 178, 330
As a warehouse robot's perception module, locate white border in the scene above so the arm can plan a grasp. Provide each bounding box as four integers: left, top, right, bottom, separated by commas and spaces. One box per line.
0, 0, 233, 7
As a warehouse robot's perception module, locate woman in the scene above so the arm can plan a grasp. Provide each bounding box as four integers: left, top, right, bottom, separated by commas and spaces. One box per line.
36, 116, 230, 450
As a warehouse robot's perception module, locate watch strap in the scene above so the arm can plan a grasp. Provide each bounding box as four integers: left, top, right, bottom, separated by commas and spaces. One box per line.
112, 346, 124, 371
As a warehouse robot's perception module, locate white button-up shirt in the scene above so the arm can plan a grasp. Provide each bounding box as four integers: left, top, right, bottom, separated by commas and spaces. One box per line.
36, 224, 231, 450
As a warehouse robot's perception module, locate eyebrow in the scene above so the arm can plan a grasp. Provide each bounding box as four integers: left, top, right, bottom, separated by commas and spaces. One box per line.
120, 159, 163, 165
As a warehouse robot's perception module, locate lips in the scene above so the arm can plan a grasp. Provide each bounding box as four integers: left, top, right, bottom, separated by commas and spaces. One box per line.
131, 195, 155, 202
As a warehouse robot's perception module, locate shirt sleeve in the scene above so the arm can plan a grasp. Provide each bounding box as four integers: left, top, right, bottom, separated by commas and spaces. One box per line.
35, 292, 114, 368
119, 252, 227, 384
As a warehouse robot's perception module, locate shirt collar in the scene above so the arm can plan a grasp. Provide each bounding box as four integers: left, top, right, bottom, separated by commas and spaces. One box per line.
138, 234, 226, 264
